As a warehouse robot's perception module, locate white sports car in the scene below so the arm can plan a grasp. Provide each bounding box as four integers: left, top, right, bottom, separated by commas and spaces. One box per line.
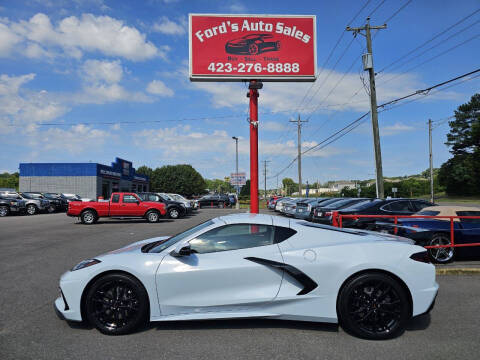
55, 213, 438, 340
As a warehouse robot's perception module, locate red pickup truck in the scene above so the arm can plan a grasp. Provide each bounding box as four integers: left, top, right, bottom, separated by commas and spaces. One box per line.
67, 192, 167, 224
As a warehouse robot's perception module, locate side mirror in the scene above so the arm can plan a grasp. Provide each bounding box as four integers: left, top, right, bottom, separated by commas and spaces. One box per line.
136, 200, 140, 205
170, 244, 193, 257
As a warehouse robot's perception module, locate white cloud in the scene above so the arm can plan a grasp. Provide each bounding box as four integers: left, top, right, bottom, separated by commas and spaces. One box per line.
224, 2, 247, 13
82, 59, 123, 84
28, 124, 111, 154
146, 79, 174, 97
381, 122, 416, 136
152, 16, 186, 35
0, 73, 68, 134
262, 121, 288, 132
0, 22, 21, 55
3, 13, 165, 61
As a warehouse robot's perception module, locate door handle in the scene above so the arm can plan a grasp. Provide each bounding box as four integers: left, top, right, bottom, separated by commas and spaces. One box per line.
121, 204, 126, 207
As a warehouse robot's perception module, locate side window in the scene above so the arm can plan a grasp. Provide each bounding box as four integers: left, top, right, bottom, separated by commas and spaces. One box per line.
383, 201, 411, 212
148, 194, 158, 202
412, 201, 432, 212
111, 194, 120, 203
274, 226, 297, 243
457, 211, 480, 224
123, 194, 138, 203
189, 224, 274, 254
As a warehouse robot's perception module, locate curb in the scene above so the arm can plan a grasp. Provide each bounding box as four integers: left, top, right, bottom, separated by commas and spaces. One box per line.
436, 268, 480, 275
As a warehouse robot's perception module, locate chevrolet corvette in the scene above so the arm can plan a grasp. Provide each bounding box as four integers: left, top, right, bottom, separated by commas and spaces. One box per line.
225, 34, 280, 55
55, 213, 438, 339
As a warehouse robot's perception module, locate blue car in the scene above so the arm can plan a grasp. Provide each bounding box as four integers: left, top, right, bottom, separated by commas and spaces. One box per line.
375, 206, 480, 263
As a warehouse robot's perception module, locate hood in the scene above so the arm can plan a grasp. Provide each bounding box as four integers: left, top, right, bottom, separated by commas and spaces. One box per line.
100, 236, 170, 256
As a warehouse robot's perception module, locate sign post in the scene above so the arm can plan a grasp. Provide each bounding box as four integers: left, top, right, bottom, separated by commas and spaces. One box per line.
190, 14, 316, 213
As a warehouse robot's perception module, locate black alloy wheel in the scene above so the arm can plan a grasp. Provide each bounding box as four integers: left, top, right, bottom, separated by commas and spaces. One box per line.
85, 273, 149, 335
248, 43, 259, 55
337, 273, 410, 340
47, 204, 56, 213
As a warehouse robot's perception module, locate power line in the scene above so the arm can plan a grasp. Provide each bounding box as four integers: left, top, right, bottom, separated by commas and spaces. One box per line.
377, 8, 480, 74
383, 0, 412, 23
367, 0, 386, 18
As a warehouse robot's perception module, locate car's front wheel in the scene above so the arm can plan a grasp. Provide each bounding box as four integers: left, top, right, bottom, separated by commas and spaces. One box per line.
146, 210, 160, 223
248, 43, 259, 55
85, 273, 149, 335
428, 233, 454, 263
0, 205, 9, 217
168, 207, 180, 219
337, 272, 410, 340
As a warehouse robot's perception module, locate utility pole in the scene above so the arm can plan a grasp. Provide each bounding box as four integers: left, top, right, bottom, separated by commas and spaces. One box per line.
428, 119, 434, 204
232, 136, 240, 209
290, 114, 308, 196
262, 160, 271, 202
347, 18, 386, 199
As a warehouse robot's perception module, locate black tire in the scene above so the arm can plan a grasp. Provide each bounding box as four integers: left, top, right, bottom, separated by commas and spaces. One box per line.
47, 205, 56, 213
167, 207, 180, 219
218, 202, 224, 208
428, 233, 454, 263
81, 210, 97, 225
0, 205, 9, 217
26, 204, 37, 215
337, 272, 410, 340
85, 273, 149, 335
146, 210, 160, 223
248, 43, 259, 55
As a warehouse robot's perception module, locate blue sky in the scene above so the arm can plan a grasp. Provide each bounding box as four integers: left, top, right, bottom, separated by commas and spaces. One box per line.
1, 0, 479, 188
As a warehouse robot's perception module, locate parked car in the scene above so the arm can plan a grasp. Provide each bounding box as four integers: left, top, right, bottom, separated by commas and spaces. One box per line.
228, 194, 237, 206
0, 195, 26, 217
55, 213, 438, 340
137, 192, 186, 219
312, 198, 372, 224
67, 192, 167, 224
197, 194, 230, 208
267, 196, 283, 210
274, 197, 292, 212
282, 198, 308, 216
167, 194, 194, 213
293, 197, 331, 220
374, 206, 480, 263
0, 191, 50, 215
336, 198, 434, 229
42, 193, 69, 212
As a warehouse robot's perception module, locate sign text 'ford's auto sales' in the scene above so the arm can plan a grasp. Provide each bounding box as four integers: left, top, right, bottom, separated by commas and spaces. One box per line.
189, 14, 317, 81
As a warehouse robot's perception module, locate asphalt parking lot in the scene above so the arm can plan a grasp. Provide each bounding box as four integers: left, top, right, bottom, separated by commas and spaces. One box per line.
1, 210, 479, 360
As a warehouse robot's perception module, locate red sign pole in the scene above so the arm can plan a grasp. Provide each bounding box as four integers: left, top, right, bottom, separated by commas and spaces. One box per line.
249, 80, 260, 214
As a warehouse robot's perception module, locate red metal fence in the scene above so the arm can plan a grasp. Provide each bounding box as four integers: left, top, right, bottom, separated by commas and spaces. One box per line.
331, 212, 480, 249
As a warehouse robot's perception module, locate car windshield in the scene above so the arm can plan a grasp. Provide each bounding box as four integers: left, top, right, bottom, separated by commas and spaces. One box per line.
149, 220, 215, 253
159, 193, 173, 201
44, 193, 58, 199
316, 198, 344, 206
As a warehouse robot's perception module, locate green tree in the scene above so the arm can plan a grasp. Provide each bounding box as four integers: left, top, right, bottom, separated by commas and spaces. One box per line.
439, 94, 480, 195
205, 179, 235, 193
282, 177, 296, 195
150, 164, 206, 197
136, 165, 153, 188
240, 179, 251, 197
0, 172, 19, 190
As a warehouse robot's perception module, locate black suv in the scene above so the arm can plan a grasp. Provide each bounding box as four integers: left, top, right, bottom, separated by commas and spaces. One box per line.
43, 193, 69, 212
336, 198, 434, 228
137, 192, 186, 219
0, 195, 26, 217
197, 194, 231, 208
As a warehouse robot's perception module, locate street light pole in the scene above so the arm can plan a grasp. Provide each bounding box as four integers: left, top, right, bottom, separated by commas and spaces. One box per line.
232, 136, 240, 209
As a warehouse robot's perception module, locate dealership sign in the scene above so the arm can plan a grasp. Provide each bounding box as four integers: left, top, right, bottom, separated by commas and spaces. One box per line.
230, 172, 247, 186
189, 14, 316, 81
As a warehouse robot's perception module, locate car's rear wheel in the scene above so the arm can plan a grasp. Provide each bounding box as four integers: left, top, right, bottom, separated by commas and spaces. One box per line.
47, 205, 56, 213
428, 233, 454, 263
81, 210, 97, 225
146, 210, 159, 223
85, 273, 149, 335
0, 205, 9, 217
26, 204, 37, 215
248, 43, 259, 55
337, 272, 410, 340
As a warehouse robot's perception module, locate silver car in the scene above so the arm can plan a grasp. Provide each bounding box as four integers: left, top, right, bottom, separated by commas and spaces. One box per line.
0, 192, 50, 215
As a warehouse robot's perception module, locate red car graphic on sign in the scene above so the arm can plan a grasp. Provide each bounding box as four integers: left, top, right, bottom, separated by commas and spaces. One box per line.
225, 34, 281, 55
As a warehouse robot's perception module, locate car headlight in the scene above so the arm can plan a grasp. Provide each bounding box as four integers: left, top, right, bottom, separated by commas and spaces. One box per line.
71, 259, 101, 271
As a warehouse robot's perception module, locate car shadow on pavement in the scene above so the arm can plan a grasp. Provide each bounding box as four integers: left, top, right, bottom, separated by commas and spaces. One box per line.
150, 318, 339, 333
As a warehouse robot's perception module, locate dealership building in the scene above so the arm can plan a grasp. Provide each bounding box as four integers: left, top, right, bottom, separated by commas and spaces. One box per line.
19, 158, 149, 200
